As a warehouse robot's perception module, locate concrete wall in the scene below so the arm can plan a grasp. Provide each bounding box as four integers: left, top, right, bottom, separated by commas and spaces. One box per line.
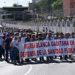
63, 0, 71, 17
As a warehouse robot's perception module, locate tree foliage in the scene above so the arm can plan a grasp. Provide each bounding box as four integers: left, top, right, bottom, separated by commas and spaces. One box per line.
52, 0, 63, 9
33, 0, 63, 10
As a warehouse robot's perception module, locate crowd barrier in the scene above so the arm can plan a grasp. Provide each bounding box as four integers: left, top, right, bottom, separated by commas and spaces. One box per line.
19, 38, 75, 59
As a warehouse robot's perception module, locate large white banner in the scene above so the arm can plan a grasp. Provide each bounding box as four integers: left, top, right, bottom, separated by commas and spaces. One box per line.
19, 38, 75, 58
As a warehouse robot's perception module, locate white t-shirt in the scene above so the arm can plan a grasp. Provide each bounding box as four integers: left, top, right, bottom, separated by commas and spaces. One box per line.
11, 38, 19, 49
21, 37, 26, 43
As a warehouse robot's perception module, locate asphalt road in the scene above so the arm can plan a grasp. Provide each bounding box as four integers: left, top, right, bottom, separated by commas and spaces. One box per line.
0, 60, 75, 75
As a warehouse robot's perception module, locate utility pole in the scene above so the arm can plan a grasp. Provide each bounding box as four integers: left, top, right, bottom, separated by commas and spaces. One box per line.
48, 0, 53, 17
47, 0, 53, 33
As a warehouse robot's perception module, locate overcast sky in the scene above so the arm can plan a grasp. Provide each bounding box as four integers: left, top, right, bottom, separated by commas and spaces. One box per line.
0, 0, 32, 7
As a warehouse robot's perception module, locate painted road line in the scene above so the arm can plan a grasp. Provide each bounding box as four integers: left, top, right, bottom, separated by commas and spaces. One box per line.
24, 65, 32, 75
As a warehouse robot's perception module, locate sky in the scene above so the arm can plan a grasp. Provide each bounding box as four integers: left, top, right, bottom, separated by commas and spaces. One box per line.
0, 0, 32, 7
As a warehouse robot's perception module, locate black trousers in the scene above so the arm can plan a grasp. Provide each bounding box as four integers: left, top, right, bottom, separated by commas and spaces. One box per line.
5, 47, 10, 61
10, 47, 19, 62
0, 45, 5, 59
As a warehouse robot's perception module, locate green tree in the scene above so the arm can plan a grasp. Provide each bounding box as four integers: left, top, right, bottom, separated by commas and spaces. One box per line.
34, 0, 63, 10
52, 0, 63, 9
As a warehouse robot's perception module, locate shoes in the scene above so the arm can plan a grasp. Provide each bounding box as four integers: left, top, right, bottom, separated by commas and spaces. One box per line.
0, 58, 2, 61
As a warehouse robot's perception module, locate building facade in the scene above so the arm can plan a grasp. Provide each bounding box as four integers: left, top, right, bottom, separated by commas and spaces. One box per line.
63, 0, 75, 17
0, 5, 32, 21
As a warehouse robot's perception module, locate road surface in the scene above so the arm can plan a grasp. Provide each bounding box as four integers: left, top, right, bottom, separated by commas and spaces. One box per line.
0, 60, 75, 75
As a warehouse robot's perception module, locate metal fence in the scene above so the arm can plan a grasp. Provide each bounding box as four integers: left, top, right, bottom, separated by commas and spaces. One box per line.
1, 18, 75, 33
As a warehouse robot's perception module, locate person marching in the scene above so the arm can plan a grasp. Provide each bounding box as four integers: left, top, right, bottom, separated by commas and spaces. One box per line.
0, 33, 5, 61
5, 34, 12, 62
10, 36, 20, 64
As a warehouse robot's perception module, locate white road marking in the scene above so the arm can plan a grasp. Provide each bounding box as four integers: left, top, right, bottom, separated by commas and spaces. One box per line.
24, 65, 32, 75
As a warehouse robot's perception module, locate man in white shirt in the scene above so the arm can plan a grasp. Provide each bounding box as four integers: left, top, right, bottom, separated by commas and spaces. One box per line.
10, 37, 20, 64
21, 34, 26, 43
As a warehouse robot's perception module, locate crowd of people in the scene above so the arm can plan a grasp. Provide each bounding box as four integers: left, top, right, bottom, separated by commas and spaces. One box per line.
0, 27, 75, 65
